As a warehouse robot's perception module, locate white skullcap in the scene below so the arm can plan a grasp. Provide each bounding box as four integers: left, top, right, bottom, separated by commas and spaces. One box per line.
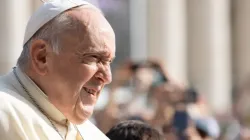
23, 0, 98, 45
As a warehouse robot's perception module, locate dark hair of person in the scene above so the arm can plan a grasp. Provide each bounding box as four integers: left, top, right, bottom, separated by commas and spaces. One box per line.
127, 115, 146, 122
185, 87, 199, 103
106, 120, 164, 140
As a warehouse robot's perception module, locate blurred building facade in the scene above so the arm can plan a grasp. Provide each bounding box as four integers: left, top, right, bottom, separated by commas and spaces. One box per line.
0, 0, 250, 115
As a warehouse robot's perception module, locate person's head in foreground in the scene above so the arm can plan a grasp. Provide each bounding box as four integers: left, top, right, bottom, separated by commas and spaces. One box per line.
17, 0, 115, 124
106, 120, 164, 140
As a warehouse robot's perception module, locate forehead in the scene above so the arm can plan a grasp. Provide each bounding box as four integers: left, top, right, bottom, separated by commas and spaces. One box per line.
62, 7, 115, 56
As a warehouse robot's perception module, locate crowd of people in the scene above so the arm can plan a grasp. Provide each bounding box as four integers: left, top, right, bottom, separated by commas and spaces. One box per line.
90, 59, 221, 140
92, 59, 250, 140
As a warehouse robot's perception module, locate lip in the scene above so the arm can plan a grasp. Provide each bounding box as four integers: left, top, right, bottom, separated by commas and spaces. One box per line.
83, 87, 100, 96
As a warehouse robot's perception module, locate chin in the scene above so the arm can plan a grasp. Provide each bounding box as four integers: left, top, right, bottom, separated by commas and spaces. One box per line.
70, 108, 94, 125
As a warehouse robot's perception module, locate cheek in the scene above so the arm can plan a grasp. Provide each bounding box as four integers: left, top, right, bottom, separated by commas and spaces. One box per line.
104, 68, 112, 84
74, 64, 98, 85
50, 57, 98, 88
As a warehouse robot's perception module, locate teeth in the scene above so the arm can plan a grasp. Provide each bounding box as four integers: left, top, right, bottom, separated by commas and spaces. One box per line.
85, 88, 95, 94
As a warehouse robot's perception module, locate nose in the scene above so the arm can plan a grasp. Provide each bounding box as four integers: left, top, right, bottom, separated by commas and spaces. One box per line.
94, 63, 112, 84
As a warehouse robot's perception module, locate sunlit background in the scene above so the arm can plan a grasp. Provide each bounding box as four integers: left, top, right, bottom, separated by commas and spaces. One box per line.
0, 0, 250, 139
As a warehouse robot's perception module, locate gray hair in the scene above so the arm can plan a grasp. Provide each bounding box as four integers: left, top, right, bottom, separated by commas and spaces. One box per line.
17, 6, 102, 69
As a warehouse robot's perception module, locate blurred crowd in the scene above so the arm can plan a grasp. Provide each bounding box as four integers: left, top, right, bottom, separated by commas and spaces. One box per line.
90, 59, 250, 140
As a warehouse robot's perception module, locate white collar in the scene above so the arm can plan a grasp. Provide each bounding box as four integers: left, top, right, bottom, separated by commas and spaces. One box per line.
14, 67, 109, 139
15, 67, 67, 124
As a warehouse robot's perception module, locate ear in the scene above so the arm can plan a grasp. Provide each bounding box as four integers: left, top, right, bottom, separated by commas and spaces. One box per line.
29, 39, 50, 76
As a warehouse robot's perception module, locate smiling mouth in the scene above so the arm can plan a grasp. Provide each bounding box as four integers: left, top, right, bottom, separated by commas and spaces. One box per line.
83, 87, 97, 96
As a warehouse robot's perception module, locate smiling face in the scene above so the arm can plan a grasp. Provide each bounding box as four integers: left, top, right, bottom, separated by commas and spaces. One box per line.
31, 7, 115, 124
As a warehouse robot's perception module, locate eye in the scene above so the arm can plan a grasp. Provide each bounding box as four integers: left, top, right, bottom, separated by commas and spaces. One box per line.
101, 58, 114, 65
81, 55, 100, 65
89, 55, 99, 62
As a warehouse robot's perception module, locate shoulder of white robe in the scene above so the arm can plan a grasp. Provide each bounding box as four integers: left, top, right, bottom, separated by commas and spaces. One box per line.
76, 120, 110, 140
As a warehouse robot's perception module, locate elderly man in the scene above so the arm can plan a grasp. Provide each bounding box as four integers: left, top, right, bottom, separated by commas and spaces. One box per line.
0, 0, 115, 139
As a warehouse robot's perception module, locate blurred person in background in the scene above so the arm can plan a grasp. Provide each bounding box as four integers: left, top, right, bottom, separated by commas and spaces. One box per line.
106, 120, 164, 140
149, 82, 220, 140
123, 60, 169, 120
185, 88, 211, 120
149, 81, 185, 130
0, 0, 115, 139
94, 59, 169, 132
185, 88, 220, 140
148, 79, 189, 139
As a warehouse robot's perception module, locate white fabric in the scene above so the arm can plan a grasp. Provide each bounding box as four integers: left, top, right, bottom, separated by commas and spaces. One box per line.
0, 67, 109, 140
23, 0, 98, 45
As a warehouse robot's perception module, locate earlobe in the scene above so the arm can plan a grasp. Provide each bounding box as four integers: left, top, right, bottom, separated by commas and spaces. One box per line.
29, 39, 49, 76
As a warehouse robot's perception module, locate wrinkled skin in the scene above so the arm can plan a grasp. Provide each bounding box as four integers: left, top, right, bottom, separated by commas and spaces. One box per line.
27, 7, 115, 124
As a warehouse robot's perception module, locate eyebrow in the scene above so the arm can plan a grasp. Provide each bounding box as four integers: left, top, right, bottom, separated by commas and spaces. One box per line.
97, 52, 116, 62
76, 49, 115, 59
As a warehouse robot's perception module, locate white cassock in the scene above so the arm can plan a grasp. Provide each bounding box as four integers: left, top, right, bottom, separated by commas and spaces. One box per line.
0, 67, 109, 140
